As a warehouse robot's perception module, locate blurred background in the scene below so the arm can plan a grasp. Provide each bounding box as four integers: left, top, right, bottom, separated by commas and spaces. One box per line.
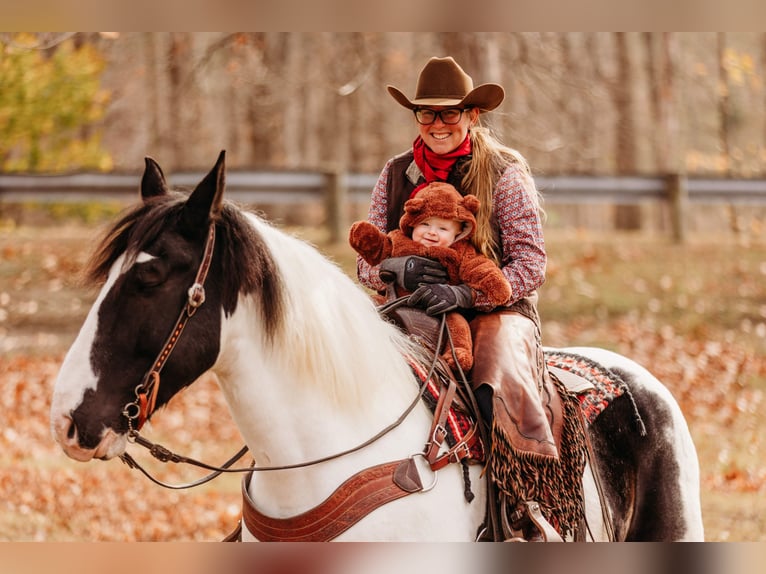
0, 32, 764, 542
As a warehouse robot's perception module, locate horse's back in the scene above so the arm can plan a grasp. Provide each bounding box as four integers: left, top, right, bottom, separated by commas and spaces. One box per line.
548, 346, 704, 541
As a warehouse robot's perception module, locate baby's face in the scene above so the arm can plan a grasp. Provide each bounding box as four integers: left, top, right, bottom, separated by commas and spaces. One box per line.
412, 216, 462, 248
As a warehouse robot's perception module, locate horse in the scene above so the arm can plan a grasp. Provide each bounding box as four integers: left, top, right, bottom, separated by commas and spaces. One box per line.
50, 151, 704, 541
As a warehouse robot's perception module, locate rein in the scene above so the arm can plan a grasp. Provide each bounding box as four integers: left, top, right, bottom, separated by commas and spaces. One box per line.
112, 223, 482, 540
117, 253, 482, 539
117, 257, 454, 489
239, 312, 484, 542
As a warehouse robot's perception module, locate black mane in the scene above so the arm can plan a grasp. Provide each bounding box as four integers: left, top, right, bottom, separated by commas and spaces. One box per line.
86, 192, 285, 339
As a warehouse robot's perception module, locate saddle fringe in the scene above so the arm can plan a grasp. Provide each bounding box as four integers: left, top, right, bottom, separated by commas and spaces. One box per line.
489, 375, 587, 540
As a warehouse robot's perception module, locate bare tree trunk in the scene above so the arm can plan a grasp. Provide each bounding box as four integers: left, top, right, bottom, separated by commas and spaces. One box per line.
660, 33, 681, 173
762, 33, 766, 176
482, 34, 502, 133
347, 32, 370, 171
659, 34, 685, 241
315, 33, 337, 168
613, 33, 636, 173
166, 33, 189, 169
373, 33, 396, 162
612, 32, 641, 230
717, 32, 731, 175
333, 34, 353, 170
557, 33, 576, 173
143, 33, 162, 153
509, 33, 531, 121
238, 33, 290, 221
281, 32, 304, 168
484, 34, 502, 82
644, 32, 681, 175
584, 33, 607, 173
717, 33, 743, 235
644, 33, 664, 171
440, 32, 481, 76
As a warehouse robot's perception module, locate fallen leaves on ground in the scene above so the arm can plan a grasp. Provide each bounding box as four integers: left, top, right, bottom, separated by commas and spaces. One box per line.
0, 356, 245, 541
2, 322, 764, 540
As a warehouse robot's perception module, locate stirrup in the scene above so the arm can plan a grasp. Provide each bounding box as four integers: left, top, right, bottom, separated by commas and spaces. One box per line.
503, 500, 564, 542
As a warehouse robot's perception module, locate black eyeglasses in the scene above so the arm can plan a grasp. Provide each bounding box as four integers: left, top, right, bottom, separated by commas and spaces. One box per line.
413, 107, 470, 125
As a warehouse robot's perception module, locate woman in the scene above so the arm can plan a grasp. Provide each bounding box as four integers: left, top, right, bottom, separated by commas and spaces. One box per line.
357, 56, 585, 541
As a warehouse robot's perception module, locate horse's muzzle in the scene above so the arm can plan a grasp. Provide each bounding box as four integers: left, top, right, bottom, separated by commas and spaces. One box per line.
51, 414, 126, 461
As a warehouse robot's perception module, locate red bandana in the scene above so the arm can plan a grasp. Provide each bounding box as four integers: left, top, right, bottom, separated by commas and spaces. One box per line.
411, 135, 472, 198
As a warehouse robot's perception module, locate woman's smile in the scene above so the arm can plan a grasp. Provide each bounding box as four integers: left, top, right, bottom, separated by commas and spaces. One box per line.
417, 108, 478, 154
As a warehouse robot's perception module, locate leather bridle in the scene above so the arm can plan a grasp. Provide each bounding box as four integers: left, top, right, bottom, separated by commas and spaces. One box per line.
118, 220, 254, 489
122, 223, 217, 433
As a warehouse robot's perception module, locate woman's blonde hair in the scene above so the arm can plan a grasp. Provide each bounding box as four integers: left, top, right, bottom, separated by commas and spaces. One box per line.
462, 123, 544, 265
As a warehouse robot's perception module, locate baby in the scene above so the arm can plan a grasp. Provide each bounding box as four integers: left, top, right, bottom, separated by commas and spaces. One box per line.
349, 182, 511, 372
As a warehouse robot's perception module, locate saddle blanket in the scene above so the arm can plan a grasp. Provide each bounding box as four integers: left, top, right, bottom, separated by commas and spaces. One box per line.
545, 350, 627, 425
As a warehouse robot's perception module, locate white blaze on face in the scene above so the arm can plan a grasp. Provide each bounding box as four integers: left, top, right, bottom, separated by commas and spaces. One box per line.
50, 254, 131, 446
135, 251, 156, 264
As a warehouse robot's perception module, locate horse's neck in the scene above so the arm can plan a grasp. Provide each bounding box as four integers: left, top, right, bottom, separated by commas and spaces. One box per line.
213, 226, 433, 514
215, 301, 432, 515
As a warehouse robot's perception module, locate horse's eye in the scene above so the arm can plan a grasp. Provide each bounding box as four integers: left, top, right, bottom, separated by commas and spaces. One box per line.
135, 259, 168, 289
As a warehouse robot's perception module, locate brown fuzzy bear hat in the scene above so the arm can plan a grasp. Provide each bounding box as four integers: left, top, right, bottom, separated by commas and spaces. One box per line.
399, 182, 480, 244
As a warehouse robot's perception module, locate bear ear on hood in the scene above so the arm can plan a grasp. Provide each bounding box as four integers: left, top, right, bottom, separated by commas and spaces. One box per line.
462, 194, 480, 215
404, 197, 425, 215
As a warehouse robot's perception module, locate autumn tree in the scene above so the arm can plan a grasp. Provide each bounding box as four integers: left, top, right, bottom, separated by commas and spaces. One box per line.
0, 33, 112, 172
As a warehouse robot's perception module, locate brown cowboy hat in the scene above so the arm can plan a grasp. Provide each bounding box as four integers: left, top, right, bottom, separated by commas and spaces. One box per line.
387, 56, 504, 112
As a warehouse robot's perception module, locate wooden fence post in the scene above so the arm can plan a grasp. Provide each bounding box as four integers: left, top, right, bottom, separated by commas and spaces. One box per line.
324, 166, 347, 244
667, 172, 688, 244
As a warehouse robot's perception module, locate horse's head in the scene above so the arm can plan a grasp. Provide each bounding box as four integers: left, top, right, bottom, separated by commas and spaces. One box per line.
51, 151, 234, 461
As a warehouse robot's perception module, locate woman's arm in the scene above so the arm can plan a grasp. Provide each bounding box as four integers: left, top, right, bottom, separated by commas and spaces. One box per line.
474, 163, 546, 311
356, 161, 392, 292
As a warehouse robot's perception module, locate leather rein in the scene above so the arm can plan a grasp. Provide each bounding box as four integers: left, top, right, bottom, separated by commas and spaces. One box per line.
116, 224, 481, 527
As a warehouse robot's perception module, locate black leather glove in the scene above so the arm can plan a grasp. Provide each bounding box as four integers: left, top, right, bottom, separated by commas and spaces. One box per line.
407, 283, 475, 315
379, 255, 448, 292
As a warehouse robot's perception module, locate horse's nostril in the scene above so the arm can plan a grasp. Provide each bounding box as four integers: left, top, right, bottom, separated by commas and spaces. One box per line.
66, 417, 77, 441
53, 413, 102, 461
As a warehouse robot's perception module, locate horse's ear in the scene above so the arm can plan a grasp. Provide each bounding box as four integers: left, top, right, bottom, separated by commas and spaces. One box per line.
140, 157, 169, 201
182, 150, 226, 233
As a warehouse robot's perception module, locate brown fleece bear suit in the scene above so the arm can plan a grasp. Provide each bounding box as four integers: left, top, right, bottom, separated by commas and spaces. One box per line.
349, 182, 511, 372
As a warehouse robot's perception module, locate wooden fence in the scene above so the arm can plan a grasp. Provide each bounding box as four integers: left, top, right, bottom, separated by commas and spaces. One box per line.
2, 170, 766, 243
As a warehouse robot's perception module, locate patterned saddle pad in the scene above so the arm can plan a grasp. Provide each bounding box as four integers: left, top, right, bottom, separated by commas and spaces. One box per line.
545, 350, 628, 425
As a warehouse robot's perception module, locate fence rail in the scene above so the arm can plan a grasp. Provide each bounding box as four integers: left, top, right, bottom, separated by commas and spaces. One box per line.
3, 170, 766, 242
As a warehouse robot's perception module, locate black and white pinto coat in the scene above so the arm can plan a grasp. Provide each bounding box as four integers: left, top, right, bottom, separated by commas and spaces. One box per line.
50, 152, 704, 541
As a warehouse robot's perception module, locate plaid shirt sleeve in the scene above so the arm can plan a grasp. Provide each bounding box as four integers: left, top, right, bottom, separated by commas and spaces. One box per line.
356, 160, 392, 292
473, 162, 547, 311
